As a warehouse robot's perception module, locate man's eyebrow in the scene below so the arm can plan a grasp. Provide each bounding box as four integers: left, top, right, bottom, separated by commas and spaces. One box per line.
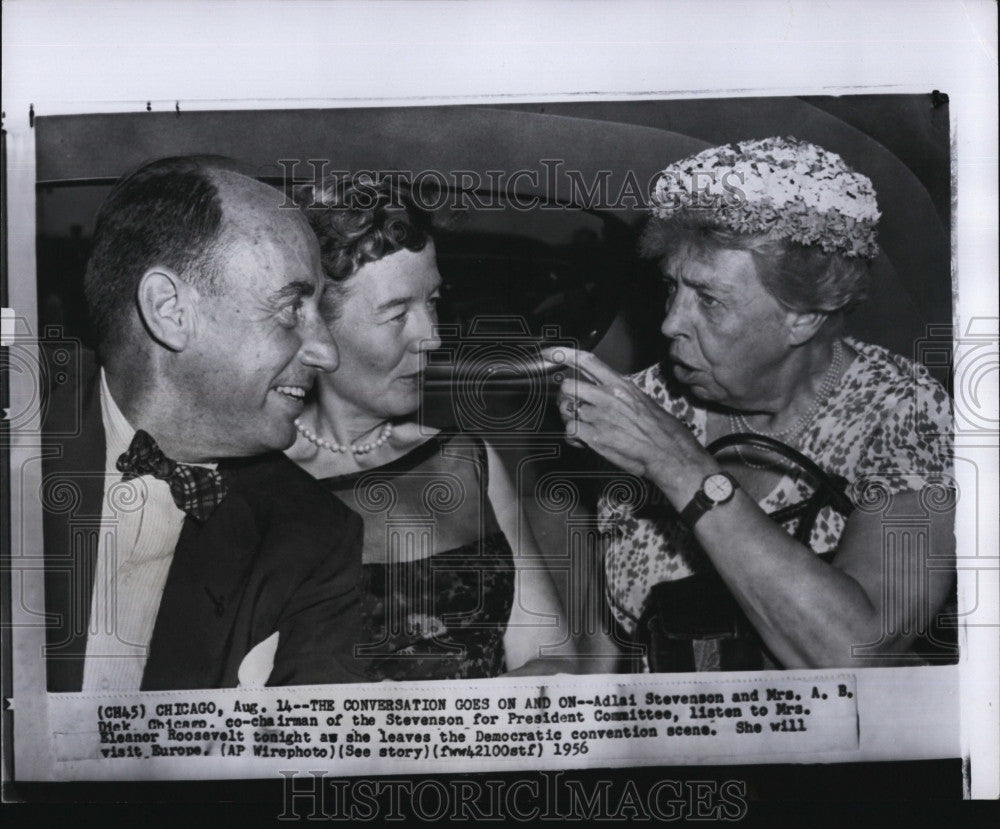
268, 281, 316, 303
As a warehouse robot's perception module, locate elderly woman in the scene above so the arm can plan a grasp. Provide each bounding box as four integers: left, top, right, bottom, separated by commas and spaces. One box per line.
287, 176, 576, 681
547, 137, 955, 671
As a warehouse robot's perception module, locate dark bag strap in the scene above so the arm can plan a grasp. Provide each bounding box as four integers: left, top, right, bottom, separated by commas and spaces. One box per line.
633, 434, 853, 672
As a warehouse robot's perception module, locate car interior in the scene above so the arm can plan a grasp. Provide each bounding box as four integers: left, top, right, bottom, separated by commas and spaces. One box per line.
34, 95, 952, 669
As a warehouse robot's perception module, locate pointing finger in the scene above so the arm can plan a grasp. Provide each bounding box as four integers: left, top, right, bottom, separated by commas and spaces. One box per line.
541, 346, 622, 387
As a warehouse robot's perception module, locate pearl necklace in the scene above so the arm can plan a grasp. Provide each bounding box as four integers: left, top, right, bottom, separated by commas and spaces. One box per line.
728, 338, 844, 455
294, 418, 393, 455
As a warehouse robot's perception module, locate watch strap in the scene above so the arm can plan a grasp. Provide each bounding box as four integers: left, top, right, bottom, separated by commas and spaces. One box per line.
680, 472, 738, 529
679, 490, 713, 527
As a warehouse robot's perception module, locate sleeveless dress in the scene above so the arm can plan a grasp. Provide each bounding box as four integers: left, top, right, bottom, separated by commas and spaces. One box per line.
321, 433, 516, 681
599, 337, 955, 669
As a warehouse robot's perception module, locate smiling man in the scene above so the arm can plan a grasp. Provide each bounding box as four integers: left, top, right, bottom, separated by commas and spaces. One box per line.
42, 156, 367, 691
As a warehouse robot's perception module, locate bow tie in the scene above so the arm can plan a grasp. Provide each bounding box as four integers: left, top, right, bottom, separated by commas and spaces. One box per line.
116, 429, 229, 522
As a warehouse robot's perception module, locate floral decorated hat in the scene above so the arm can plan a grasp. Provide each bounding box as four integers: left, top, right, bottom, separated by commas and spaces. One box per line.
649, 136, 881, 259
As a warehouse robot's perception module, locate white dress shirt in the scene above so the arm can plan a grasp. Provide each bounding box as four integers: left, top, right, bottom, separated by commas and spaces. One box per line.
81, 371, 189, 691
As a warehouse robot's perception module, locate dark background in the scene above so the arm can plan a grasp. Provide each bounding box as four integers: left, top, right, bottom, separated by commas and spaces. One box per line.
35, 94, 952, 386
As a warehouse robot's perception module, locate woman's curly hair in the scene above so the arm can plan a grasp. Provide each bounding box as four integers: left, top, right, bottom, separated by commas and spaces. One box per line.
295, 175, 434, 315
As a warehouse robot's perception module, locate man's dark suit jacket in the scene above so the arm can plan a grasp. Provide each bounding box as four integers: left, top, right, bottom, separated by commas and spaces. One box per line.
42, 351, 367, 691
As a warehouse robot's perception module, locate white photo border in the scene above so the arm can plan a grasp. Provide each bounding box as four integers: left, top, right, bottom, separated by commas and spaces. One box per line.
3, 0, 997, 802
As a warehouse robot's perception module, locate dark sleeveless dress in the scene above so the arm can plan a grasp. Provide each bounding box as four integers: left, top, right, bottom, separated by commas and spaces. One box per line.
321, 434, 516, 681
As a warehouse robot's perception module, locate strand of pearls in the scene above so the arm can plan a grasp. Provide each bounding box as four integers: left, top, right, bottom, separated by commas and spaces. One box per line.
727, 339, 844, 467
294, 418, 393, 455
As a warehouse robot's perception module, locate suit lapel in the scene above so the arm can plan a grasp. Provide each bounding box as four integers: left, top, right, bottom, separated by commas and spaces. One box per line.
141, 484, 262, 690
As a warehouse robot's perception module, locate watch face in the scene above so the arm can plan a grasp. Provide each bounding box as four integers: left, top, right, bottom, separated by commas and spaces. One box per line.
703, 473, 735, 504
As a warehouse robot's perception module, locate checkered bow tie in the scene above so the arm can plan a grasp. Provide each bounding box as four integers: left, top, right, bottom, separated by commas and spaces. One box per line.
116, 429, 229, 522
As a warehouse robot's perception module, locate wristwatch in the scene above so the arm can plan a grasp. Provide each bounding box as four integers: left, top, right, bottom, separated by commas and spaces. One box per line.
680, 471, 739, 528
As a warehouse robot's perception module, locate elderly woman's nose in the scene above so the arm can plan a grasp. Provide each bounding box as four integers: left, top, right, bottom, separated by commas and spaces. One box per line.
660, 293, 689, 339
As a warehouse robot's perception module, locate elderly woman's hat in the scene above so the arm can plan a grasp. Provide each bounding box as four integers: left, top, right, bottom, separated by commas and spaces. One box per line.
649, 137, 881, 259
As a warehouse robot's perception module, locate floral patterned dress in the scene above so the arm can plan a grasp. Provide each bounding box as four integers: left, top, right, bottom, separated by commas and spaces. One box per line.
322, 434, 515, 681
599, 337, 954, 667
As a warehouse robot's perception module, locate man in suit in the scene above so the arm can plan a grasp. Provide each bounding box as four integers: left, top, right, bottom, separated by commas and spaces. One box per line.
42, 156, 367, 691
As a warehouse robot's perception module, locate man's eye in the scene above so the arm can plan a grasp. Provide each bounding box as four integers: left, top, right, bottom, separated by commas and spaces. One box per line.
389, 310, 408, 324
698, 293, 719, 308
279, 303, 304, 326
427, 296, 440, 311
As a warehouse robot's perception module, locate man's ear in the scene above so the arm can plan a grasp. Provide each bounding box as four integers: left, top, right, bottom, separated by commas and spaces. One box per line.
784, 309, 828, 346
136, 268, 196, 351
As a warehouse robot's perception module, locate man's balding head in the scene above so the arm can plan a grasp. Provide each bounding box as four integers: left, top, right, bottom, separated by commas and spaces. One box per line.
85, 155, 338, 460
83, 156, 286, 356
209, 167, 318, 267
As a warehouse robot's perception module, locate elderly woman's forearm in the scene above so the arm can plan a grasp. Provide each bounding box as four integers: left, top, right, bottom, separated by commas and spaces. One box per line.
689, 494, 890, 669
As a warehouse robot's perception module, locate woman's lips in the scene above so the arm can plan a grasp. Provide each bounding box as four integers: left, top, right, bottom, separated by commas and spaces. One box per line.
670, 356, 700, 379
